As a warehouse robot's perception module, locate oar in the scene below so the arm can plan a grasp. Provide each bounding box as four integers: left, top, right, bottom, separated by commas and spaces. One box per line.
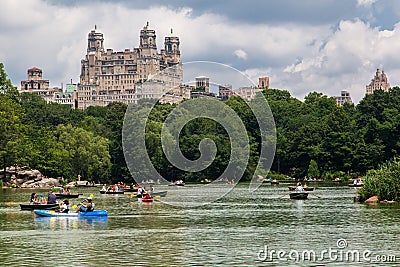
278, 193, 290, 198
308, 192, 322, 198
6, 202, 24, 206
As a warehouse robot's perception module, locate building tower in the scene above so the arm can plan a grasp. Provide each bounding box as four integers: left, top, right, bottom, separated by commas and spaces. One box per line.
366, 68, 390, 94
164, 28, 181, 66
21, 67, 49, 90
137, 22, 160, 82
80, 27, 104, 86
195, 76, 210, 93
87, 26, 104, 54
139, 22, 157, 57
258, 77, 270, 89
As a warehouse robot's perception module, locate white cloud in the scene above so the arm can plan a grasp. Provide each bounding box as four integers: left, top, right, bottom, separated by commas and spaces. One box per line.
1, 1, 400, 104
233, 49, 248, 60
357, 0, 378, 7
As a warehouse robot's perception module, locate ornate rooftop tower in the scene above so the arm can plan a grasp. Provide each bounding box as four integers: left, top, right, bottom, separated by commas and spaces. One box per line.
366, 68, 390, 95
164, 28, 181, 66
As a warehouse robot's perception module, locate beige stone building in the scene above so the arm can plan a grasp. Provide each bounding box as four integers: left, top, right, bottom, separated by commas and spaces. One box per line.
232, 76, 269, 101
20, 67, 77, 107
366, 68, 390, 95
334, 90, 353, 106
78, 23, 183, 109
195, 76, 210, 93
20, 67, 60, 103
234, 86, 263, 101
219, 84, 233, 100
53, 83, 77, 108
21, 67, 50, 91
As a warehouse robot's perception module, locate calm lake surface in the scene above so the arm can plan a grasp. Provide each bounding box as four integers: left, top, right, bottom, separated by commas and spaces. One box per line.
0, 183, 399, 266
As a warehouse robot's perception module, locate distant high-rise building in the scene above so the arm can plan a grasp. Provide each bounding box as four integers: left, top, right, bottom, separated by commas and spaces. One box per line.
334, 90, 353, 106
78, 23, 183, 109
366, 68, 390, 95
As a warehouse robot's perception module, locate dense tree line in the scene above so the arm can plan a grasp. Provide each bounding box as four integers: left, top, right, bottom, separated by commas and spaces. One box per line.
2, 63, 400, 183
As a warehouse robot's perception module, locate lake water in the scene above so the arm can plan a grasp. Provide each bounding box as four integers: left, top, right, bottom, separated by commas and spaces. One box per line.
0, 184, 399, 266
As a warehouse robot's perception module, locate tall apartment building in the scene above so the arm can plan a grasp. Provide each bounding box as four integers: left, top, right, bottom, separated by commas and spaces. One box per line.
78, 23, 183, 109
334, 90, 353, 106
366, 68, 390, 95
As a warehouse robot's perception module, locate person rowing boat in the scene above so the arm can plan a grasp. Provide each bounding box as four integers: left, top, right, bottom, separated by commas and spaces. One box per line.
76, 198, 94, 213
295, 182, 304, 193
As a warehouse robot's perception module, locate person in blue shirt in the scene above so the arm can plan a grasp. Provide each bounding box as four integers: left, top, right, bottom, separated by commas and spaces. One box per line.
76, 198, 94, 212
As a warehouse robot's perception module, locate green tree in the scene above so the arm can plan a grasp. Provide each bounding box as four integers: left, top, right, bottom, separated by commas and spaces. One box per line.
0, 63, 16, 94
358, 157, 400, 202
0, 93, 25, 180
55, 124, 111, 182
307, 159, 320, 178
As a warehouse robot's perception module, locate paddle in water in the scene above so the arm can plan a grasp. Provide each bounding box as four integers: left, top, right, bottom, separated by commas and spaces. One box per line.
278, 192, 290, 198
308, 193, 322, 198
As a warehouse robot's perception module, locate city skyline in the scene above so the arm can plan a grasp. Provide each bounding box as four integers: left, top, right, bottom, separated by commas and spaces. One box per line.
2, 0, 400, 103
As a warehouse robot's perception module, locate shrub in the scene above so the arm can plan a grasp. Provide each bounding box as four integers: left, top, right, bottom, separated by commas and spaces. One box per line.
358, 158, 400, 202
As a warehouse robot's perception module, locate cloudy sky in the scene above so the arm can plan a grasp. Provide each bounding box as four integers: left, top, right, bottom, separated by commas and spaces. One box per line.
1, 0, 400, 103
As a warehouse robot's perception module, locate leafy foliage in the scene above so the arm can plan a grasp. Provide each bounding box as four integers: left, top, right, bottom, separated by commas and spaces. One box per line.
2, 62, 400, 189
358, 157, 400, 201
307, 159, 320, 178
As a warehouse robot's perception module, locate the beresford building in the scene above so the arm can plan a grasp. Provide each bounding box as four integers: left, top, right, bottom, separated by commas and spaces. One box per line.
78, 23, 183, 109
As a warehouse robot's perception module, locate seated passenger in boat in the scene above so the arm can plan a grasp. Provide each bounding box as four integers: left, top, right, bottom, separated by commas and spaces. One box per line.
47, 190, 57, 204
39, 194, 47, 204
142, 193, 152, 200
76, 198, 94, 213
137, 187, 144, 197
30, 193, 39, 204
295, 182, 304, 193
59, 199, 69, 213
101, 184, 107, 192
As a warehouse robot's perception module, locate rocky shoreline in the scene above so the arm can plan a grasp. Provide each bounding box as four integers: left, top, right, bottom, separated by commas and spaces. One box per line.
0, 166, 60, 188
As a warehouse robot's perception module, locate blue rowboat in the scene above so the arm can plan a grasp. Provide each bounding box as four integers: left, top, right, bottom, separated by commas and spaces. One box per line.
34, 210, 108, 217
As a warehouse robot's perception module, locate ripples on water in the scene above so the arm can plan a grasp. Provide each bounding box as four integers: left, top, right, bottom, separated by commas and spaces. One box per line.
0, 185, 399, 266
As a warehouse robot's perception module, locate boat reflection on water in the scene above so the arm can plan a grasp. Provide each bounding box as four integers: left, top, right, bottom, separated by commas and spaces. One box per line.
34, 216, 108, 230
